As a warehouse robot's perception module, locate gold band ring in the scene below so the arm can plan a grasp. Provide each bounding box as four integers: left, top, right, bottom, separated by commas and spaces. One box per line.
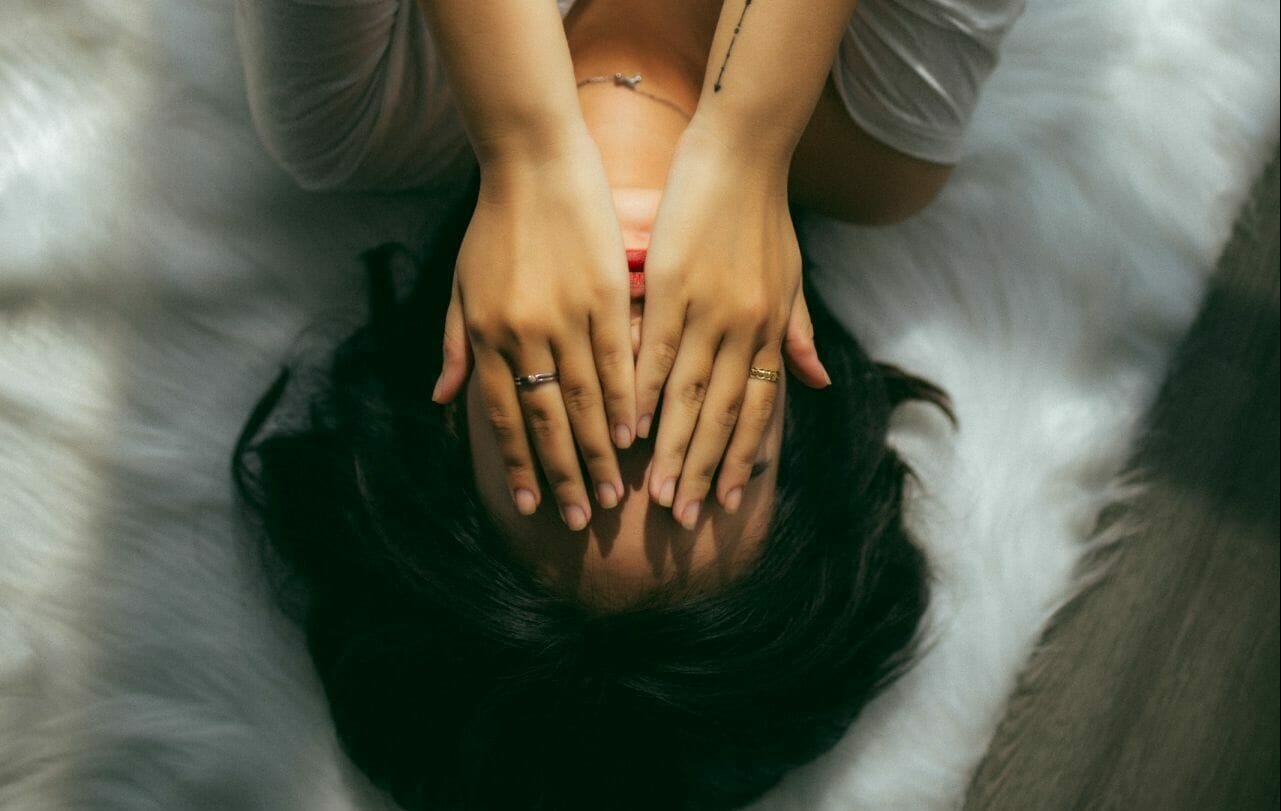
748, 367, 781, 383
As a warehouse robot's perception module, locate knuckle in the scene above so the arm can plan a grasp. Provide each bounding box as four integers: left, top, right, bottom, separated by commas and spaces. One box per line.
551, 481, 583, 507
721, 291, 770, 331
579, 444, 615, 473
491, 437, 532, 478
685, 457, 717, 488
565, 431, 614, 469
546, 473, 577, 495
524, 407, 557, 444
501, 457, 533, 483
678, 470, 715, 501
559, 379, 597, 417
600, 384, 631, 412
589, 275, 625, 300
647, 339, 681, 372
502, 312, 548, 342
593, 342, 631, 377
677, 378, 709, 411
763, 310, 786, 339
749, 388, 778, 418
740, 299, 772, 331
546, 460, 583, 494
724, 448, 756, 476
485, 405, 522, 443
715, 399, 743, 431
466, 317, 498, 346
659, 432, 690, 465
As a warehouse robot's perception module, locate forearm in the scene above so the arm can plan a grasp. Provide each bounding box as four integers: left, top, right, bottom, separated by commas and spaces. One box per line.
416, 0, 587, 165
690, 0, 859, 167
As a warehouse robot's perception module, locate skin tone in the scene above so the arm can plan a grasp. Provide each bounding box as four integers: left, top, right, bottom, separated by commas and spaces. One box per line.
426, 0, 832, 539
467, 352, 786, 610
465, 3, 789, 606
427, 1, 952, 599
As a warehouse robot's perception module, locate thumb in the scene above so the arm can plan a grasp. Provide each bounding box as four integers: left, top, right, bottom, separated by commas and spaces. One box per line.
783, 289, 831, 389
431, 276, 472, 404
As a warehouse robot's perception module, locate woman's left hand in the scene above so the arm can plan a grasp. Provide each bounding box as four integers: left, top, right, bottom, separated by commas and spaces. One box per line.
637, 124, 830, 529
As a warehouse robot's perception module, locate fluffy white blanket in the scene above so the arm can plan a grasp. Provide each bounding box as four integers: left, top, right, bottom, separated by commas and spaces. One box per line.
0, 0, 1275, 808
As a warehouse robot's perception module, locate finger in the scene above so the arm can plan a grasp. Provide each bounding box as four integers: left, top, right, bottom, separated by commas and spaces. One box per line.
474, 353, 542, 518
670, 339, 756, 530
554, 339, 625, 511
633, 298, 688, 440
646, 332, 716, 512
782, 289, 830, 389
432, 275, 474, 404
590, 310, 637, 451
512, 349, 593, 531
716, 346, 784, 514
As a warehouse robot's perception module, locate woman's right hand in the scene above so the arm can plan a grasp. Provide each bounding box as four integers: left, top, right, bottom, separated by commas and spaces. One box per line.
430, 131, 635, 531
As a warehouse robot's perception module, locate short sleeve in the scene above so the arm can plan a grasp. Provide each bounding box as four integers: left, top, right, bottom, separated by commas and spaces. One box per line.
232, 0, 468, 191
832, 0, 1027, 164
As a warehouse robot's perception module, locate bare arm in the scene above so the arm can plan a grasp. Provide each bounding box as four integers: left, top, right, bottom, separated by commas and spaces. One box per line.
419, 0, 638, 530
635, 1, 866, 521
788, 73, 953, 225
414, 0, 585, 166
688, 0, 862, 168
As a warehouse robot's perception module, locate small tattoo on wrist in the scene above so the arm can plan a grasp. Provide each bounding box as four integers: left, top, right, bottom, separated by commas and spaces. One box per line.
713, 0, 754, 93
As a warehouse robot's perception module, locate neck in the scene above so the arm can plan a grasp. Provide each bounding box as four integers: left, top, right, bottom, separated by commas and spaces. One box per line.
566, 9, 705, 189
563, 1, 712, 97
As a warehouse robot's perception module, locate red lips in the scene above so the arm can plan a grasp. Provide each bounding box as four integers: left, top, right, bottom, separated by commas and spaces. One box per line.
627, 248, 646, 299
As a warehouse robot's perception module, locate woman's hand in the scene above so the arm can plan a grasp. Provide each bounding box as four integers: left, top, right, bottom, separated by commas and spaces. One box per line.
431, 131, 634, 531
636, 125, 830, 529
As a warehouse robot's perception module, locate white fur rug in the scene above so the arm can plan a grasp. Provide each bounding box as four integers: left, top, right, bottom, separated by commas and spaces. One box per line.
0, 0, 1275, 808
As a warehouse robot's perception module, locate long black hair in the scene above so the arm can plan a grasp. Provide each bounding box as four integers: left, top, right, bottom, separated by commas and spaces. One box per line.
231, 163, 951, 811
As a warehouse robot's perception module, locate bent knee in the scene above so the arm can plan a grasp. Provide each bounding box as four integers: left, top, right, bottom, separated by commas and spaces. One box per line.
858, 163, 952, 224
789, 75, 954, 225
789, 160, 952, 225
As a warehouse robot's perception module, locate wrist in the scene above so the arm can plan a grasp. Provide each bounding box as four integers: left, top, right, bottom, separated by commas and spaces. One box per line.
470, 105, 592, 169
671, 122, 792, 197
683, 105, 801, 172
477, 128, 607, 200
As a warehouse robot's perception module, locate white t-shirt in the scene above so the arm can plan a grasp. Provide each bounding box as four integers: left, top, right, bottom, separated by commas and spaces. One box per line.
233, 0, 1024, 192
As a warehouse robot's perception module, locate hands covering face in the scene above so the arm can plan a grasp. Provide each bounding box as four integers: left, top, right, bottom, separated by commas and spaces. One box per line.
431, 128, 829, 531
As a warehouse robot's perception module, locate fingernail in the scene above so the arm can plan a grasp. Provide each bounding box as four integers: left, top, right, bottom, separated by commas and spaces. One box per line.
822, 368, 833, 387
596, 482, 619, 509
562, 504, 589, 531
637, 414, 653, 439
658, 477, 676, 507
614, 423, 633, 449
430, 376, 445, 404
680, 501, 701, 530
724, 487, 743, 514
514, 488, 537, 516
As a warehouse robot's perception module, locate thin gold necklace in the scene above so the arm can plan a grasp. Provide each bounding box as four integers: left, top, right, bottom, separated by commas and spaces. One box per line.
575, 72, 694, 120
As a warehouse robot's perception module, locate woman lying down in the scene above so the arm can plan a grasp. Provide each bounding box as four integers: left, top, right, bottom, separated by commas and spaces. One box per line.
231, 0, 1016, 808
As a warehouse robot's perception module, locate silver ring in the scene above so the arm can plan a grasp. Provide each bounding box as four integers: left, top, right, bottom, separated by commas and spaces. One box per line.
514, 371, 559, 389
